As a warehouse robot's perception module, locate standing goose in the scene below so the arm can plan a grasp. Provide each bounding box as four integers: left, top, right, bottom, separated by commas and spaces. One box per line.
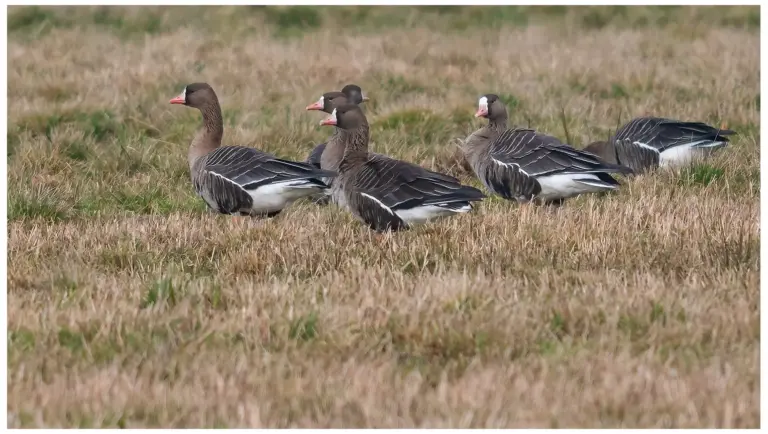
458, 94, 634, 206
304, 86, 370, 206
169, 82, 336, 218
306, 89, 388, 208
583, 117, 736, 173
318, 103, 486, 232
305, 84, 370, 169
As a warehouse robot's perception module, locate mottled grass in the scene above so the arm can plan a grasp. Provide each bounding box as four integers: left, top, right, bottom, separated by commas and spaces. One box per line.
7, 5, 759, 428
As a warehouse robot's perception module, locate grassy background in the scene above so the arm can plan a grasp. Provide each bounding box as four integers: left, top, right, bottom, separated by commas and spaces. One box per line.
7, 5, 760, 428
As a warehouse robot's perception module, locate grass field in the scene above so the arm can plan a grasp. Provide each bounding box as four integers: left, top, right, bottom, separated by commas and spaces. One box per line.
6, 5, 760, 428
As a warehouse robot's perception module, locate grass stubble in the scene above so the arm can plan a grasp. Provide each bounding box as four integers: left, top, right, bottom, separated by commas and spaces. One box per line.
6, 5, 760, 428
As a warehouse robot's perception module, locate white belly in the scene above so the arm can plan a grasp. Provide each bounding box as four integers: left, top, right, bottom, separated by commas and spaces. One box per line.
536, 173, 616, 201
659, 142, 714, 168
395, 204, 471, 225
247, 180, 325, 214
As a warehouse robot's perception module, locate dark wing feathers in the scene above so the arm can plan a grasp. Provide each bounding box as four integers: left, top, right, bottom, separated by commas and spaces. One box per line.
355, 192, 409, 232
194, 169, 253, 215
203, 146, 335, 190
481, 158, 541, 201
614, 117, 735, 153
614, 138, 660, 173
489, 128, 632, 177
306, 143, 327, 169
352, 155, 485, 211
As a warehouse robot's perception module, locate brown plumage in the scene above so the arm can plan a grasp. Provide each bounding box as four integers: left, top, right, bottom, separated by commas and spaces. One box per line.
318, 104, 486, 233
583, 117, 736, 173
458, 94, 633, 206
169, 82, 336, 218
304, 84, 370, 170
305, 85, 383, 208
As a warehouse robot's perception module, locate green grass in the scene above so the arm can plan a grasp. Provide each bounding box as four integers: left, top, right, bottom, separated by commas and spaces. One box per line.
289, 312, 319, 341
140, 278, 187, 309
9, 193, 70, 222
678, 164, 726, 187
9, 6, 759, 41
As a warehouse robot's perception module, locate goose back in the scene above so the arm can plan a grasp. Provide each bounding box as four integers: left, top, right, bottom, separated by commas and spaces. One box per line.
170, 82, 336, 218
193, 146, 336, 217
595, 116, 736, 172
614, 117, 735, 153
342, 154, 486, 232
323, 103, 485, 232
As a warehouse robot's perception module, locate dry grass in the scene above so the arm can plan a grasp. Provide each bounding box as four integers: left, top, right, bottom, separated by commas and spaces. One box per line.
7, 5, 760, 428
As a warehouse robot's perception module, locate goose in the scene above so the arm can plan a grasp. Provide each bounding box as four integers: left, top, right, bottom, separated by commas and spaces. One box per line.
458, 94, 634, 206
318, 103, 486, 232
305, 88, 386, 209
169, 82, 336, 218
583, 117, 736, 173
305, 84, 369, 170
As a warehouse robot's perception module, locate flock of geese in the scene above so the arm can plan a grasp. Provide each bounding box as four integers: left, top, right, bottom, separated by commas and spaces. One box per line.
169, 82, 735, 233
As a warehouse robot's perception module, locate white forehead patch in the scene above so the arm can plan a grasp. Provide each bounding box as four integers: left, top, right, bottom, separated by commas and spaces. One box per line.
317, 95, 324, 105
478, 96, 488, 108
330, 108, 337, 121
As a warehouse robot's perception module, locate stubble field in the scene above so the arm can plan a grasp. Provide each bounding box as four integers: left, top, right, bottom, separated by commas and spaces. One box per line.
6, 5, 761, 428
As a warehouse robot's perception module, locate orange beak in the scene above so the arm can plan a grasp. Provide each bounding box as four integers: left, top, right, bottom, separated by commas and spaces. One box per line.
306, 101, 324, 111
475, 107, 488, 118
320, 117, 337, 126
169, 93, 185, 105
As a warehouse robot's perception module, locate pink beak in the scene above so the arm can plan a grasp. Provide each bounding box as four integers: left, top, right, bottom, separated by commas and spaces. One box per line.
306, 101, 324, 111
320, 117, 337, 126
475, 107, 488, 118
169, 94, 185, 105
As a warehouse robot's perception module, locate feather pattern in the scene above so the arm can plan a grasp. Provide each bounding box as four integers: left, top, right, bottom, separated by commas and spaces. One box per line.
173, 82, 337, 218
473, 128, 631, 202
459, 94, 633, 205
352, 154, 483, 209
605, 116, 735, 171
613, 117, 735, 153
304, 88, 371, 208
193, 146, 336, 216
344, 154, 485, 231
613, 138, 660, 173
306, 142, 326, 169
305, 142, 332, 205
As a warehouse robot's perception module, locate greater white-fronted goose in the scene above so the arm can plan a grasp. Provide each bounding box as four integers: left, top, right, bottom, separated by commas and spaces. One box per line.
458, 94, 634, 206
169, 82, 336, 218
305, 84, 369, 170
583, 117, 736, 173
305, 87, 382, 208
318, 103, 486, 232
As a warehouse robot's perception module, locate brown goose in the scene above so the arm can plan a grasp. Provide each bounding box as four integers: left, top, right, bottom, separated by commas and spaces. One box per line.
458, 94, 634, 206
318, 103, 486, 232
305, 84, 369, 170
169, 83, 336, 218
583, 117, 736, 173
306, 87, 382, 208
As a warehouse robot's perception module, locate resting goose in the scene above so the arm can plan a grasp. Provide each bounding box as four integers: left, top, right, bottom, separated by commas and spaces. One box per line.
305, 84, 369, 170
169, 82, 336, 218
583, 117, 736, 173
305, 88, 383, 209
318, 103, 486, 232
458, 94, 634, 206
